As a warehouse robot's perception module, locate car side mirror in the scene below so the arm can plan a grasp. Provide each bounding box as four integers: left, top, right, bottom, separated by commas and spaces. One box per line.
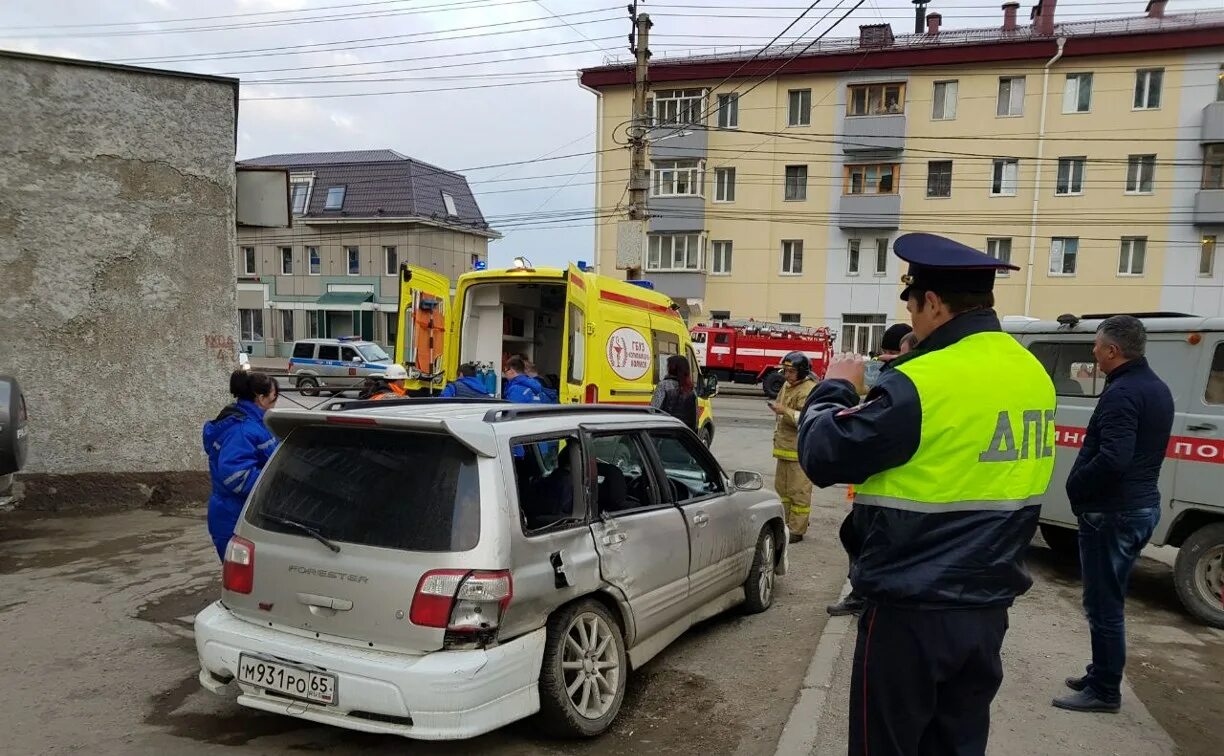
732, 470, 763, 492
697, 372, 719, 399
0, 376, 30, 477
352, 356, 363, 363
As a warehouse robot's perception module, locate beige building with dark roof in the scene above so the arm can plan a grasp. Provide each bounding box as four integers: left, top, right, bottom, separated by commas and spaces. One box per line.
235, 149, 501, 358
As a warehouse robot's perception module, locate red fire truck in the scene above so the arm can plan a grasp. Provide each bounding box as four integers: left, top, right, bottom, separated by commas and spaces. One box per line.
690, 320, 836, 398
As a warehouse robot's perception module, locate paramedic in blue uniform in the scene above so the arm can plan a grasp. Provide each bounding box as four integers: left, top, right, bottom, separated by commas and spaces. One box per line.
796, 233, 1057, 756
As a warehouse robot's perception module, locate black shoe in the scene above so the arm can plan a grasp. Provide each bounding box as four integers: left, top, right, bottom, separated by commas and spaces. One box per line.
788, 533, 804, 544
826, 597, 864, 616
1065, 675, 1088, 692
1052, 689, 1120, 713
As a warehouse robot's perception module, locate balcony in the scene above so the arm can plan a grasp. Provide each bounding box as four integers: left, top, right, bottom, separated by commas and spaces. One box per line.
1195, 190, 1224, 226
644, 270, 707, 301
648, 196, 705, 232
1203, 102, 1224, 144
837, 193, 901, 229
841, 114, 906, 152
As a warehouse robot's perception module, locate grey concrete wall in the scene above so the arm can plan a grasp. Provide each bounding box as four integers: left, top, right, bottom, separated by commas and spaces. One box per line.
648, 196, 705, 232
1202, 102, 1224, 144
644, 271, 707, 300
841, 114, 906, 152
837, 194, 901, 229
0, 53, 238, 506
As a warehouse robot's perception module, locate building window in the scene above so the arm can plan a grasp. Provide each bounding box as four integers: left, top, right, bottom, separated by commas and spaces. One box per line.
716, 93, 739, 128
384, 246, 398, 276
711, 241, 733, 274
324, 186, 346, 210
784, 165, 808, 201
847, 82, 905, 116
781, 240, 804, 275
987, 238, 1012, 276
845, 163, 898, 195
1063, 73, 1093, 113
385, 312, 398, 348
932, 80, 958, 120
926, 160, 952, 198
847, 238, 861, 275
1126, 154, 1156, 194
788, 88, 811, 127
780, 313, 801, 324
1134, 68, 1163, 110
307, 310, 321, 338
280, 246, 293, 275
1050, 237, 1079, 276
346, 246, 360, 275
241, 246, 256, 275
290, 181, 311, 214
1201, 236, 1218, 278
991, 158, 1019, 196
1218, 65, 1224, 102
841, 314, 886, 356
710, 310, 731, 321
652, 160, 703, 197
647, 233, 703, 271
1118, 237, 1146, 276
1056, 157, 1086, 195
280, 310, 295, 344
1203, 144, 1224, 190
997, 76, 1026, 117
441, 191, 458, 216
239, 309, 264, 342
308, 246, 320, 275
650, 88, 705, 125
714, 167, 736, 202
874, 238, 888, 275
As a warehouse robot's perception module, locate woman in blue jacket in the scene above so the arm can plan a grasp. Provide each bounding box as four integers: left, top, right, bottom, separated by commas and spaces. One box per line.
203, 370, 279, 560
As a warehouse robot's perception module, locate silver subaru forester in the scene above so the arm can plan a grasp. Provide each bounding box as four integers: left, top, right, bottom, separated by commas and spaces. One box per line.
195, 400, 787, 740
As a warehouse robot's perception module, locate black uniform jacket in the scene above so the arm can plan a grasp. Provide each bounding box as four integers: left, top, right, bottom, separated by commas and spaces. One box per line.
797, 309, 1040, 610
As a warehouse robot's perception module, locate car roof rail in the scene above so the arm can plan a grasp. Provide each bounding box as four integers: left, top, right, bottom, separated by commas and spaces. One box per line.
325, 397, 508, 412
1079, 311, 1196, 319
482, 404, 664, 423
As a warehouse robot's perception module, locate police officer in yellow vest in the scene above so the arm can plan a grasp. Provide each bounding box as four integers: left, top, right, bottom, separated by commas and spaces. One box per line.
769, 351, 818, 542
796, 233, 1056, 756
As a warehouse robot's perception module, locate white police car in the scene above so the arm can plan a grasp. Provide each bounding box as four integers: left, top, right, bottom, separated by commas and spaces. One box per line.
287, 337, 393, 396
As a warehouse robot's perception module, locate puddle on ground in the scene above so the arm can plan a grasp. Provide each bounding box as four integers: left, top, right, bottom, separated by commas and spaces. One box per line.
135, 576, 221, 625
146, 674, 318, 746
0, 528, 187, 574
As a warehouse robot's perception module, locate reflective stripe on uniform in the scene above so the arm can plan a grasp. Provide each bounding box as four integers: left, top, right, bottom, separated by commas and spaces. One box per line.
773, 448, 799, 460
256, 438, 276, 451
854, 493, 1036, 514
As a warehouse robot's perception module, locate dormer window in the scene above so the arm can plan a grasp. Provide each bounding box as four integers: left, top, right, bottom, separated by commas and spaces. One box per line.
441, 191, 458, 216
289, 174, 313, 215
324, 186, 346, 210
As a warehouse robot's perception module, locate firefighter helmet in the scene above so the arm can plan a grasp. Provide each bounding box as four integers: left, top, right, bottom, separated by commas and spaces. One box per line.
779, 351, 811, 381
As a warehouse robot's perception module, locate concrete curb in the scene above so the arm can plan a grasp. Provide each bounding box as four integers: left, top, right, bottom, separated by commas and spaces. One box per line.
774, 579, 854, 756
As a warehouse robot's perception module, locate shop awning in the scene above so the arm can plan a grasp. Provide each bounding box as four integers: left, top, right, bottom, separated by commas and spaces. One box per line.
315, 291, 373, 306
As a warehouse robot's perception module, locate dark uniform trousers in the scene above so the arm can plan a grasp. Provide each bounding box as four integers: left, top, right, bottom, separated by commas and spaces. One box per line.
849, 604, 1008, 756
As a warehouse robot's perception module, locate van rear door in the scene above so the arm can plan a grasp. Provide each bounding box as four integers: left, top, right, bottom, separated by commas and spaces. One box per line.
1166, 336, 1224, 534
562, 265, 590, 403
226, 424, 490, 654
396, 265, 453, 390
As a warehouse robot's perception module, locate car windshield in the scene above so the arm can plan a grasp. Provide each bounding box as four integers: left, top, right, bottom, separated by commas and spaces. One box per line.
357, 344, 391, 363
245, 426, 480, 551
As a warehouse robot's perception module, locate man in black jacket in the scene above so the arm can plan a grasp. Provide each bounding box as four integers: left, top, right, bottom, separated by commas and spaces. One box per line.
1053, 315, 1173, 714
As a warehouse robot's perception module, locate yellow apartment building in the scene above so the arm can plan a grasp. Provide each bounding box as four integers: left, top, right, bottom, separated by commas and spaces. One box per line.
580, 0, 1224, 353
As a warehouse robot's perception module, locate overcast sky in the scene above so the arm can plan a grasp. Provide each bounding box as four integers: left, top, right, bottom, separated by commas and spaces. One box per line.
3, 0, 1218, 268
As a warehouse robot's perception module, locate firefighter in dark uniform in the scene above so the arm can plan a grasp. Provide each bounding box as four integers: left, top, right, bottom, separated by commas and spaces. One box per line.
796, 233, 1057, 756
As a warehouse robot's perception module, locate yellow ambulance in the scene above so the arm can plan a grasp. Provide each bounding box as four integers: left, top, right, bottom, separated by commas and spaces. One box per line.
393, 259, 719, 445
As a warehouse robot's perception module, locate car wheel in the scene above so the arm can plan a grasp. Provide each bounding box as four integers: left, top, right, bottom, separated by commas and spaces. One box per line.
762, 371, 784, 400
1039, 522, 1079, 561
537, 599, 627, 738
742, 527, 777, 614
699, 423, 714, 448
296, 376, 319, 397
1173, 523, 1224, 629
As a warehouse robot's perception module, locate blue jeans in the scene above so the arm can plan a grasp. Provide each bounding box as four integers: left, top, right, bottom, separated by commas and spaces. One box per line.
1077, 506, 1160, 703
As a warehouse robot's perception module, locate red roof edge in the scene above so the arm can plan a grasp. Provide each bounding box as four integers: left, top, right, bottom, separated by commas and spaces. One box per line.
578, 26, 1224, 90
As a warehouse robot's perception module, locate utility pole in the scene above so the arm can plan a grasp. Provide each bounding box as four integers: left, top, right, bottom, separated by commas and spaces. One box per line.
619, 2, 651, 280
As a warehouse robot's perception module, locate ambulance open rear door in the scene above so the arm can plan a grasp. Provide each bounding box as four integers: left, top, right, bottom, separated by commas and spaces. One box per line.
395, 264, 453, 394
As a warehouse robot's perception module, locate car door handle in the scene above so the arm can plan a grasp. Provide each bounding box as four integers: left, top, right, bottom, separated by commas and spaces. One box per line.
297, 593, 353, 612
601, 532, 627, 546
1188, 423, 1217, 432
692, 512, 710, 526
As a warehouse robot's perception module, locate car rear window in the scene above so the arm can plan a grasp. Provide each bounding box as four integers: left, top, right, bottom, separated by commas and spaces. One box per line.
245, 426, 480, 551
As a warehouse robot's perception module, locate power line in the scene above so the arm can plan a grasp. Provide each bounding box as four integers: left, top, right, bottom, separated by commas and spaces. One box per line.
241, 76, 575, 101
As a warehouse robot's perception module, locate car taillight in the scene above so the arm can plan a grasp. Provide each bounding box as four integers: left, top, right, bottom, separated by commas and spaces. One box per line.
585, 383, 598, 403
410, 569, 513, 633
222, 536, 255, 595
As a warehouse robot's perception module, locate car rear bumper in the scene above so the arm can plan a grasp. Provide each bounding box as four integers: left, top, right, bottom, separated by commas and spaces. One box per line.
194, 601, 545, 741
